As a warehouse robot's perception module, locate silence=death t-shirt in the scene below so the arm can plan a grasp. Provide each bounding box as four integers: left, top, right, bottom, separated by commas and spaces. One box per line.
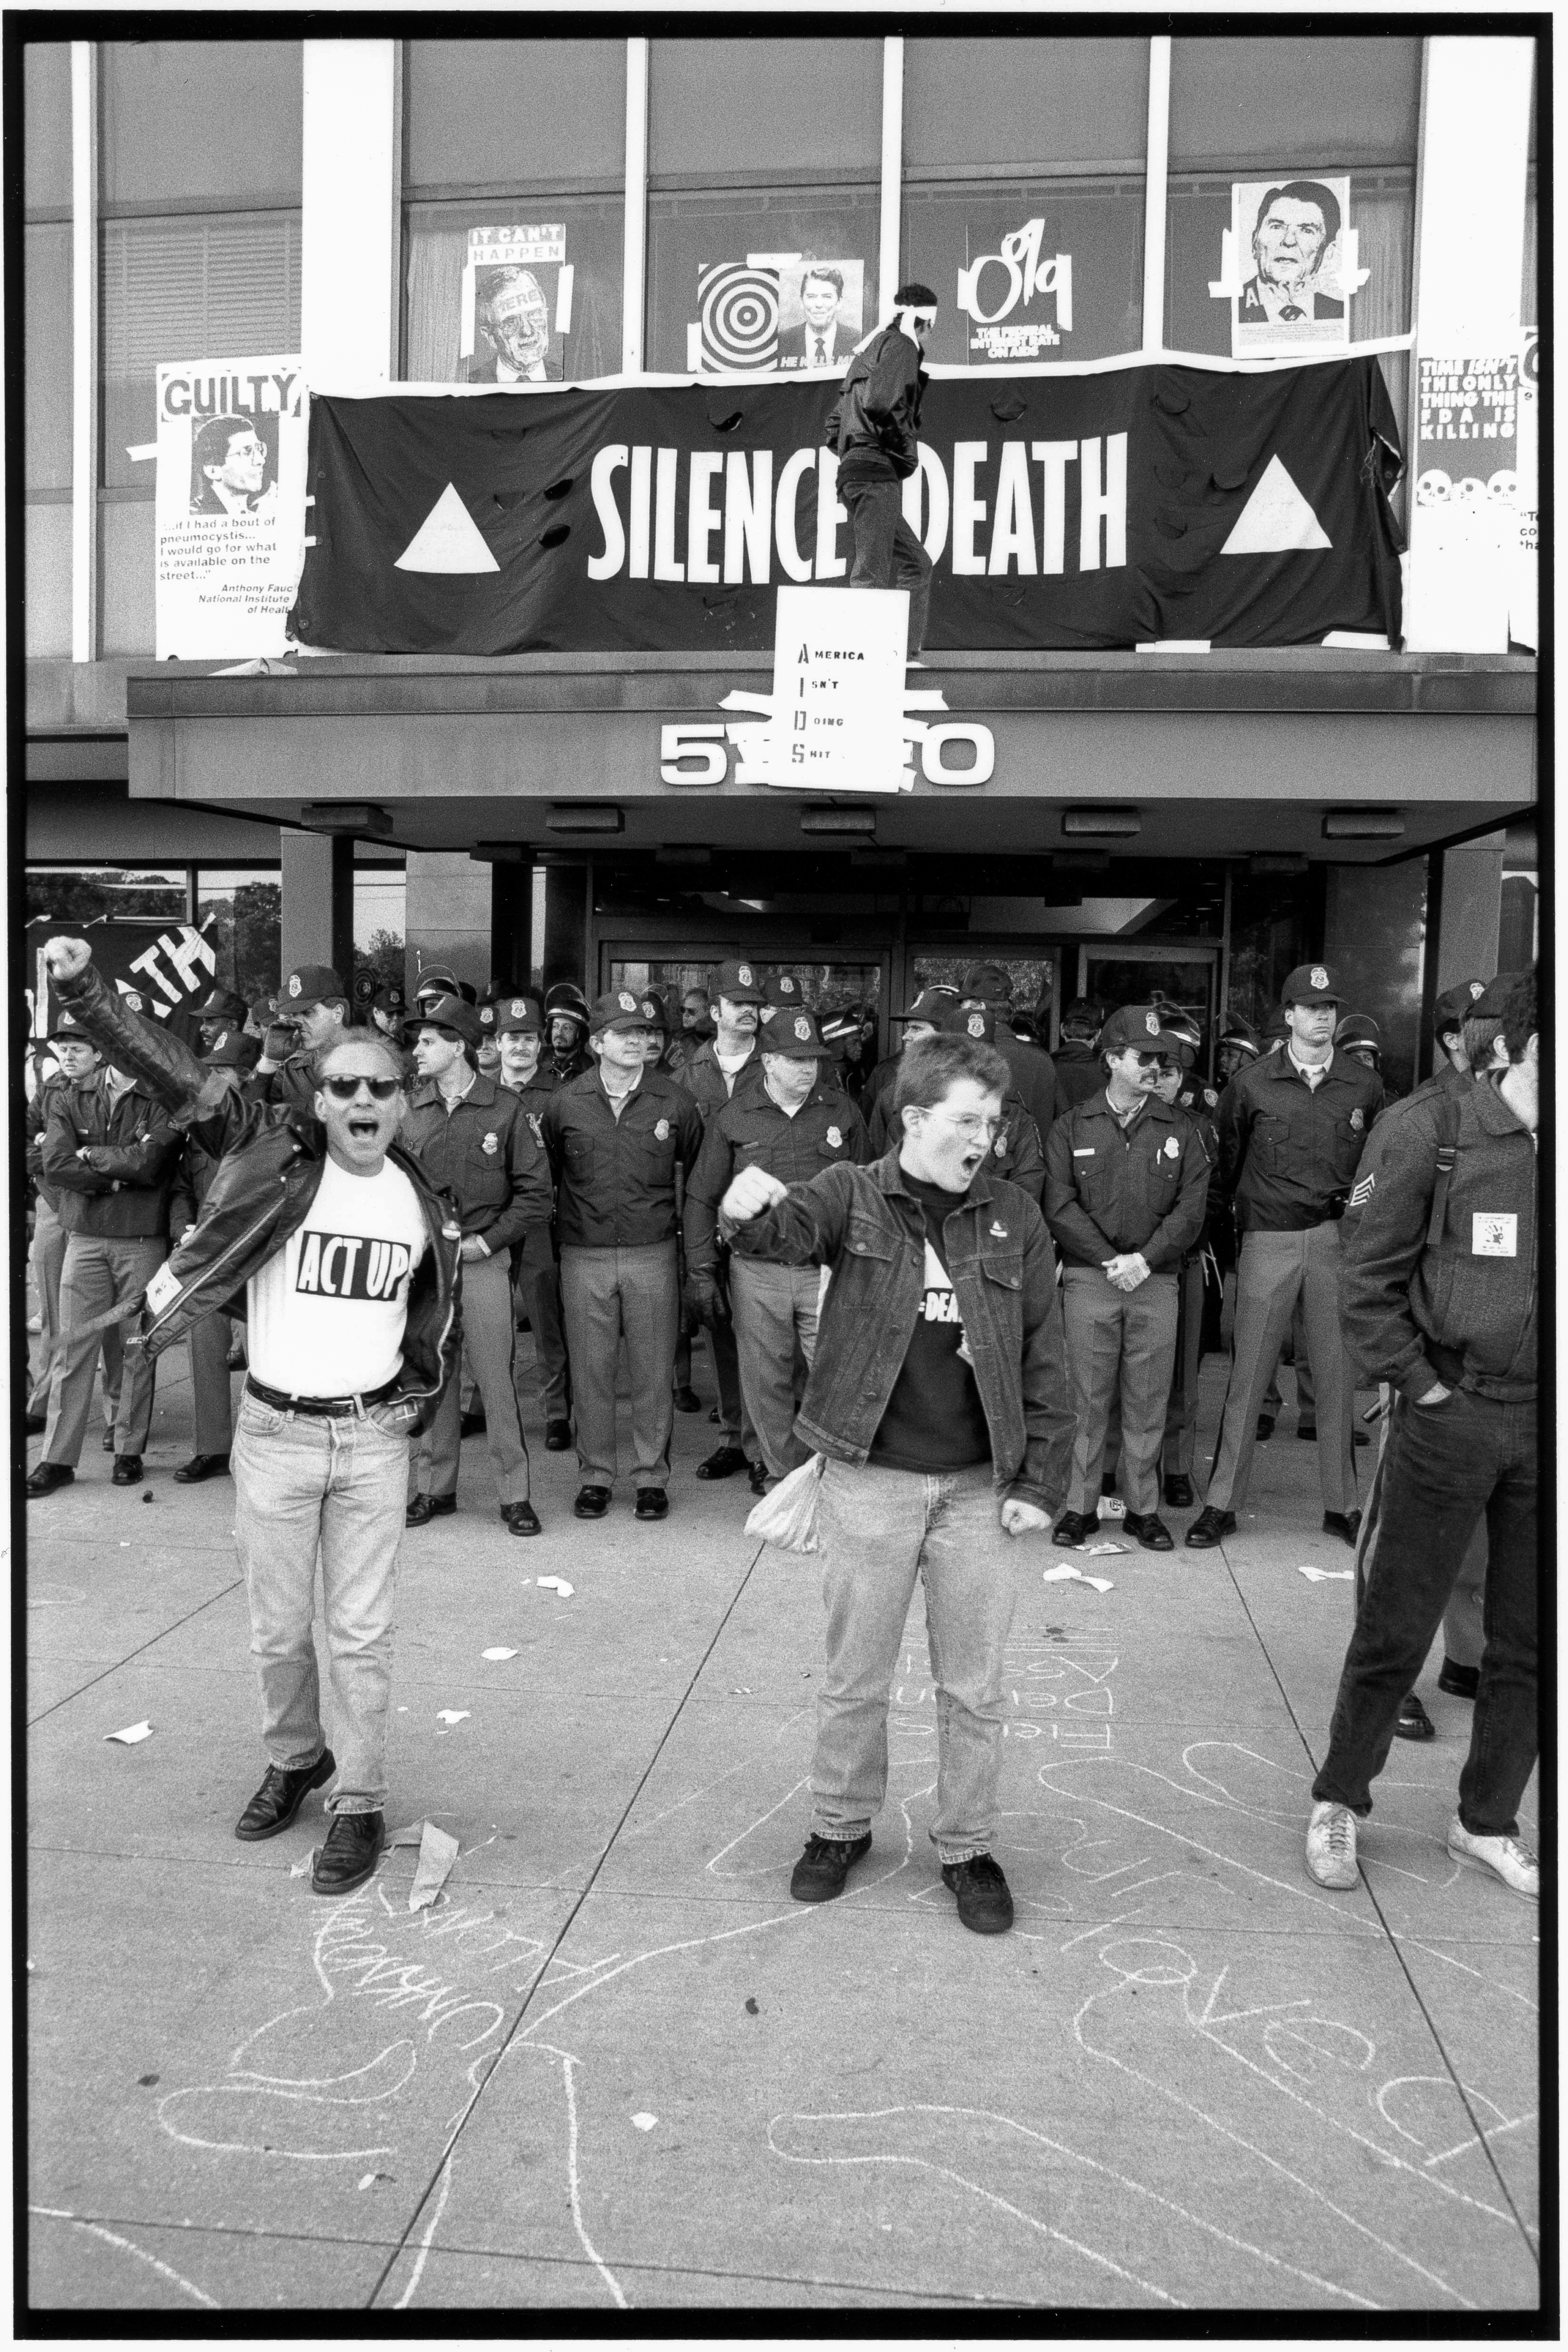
246, 1155, 428, 1397
867, 1175, 992, 1474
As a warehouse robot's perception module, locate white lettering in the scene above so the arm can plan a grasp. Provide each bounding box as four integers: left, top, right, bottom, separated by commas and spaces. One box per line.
627, 445, 652, 580
987, 441, 1036, 575
296, 1232, 322, 1293
586, 443, 628, 579
1079, 432, 1127, 572
774, 448, 816, 582
319, 1236, 343, 1296
814, 450, 848, 581
686, 451, 723, 584
951, 441, 988, 575
1032, 440, 1076, 574
653, 447, 685, 581
921, 723, 995, 786
127, 945, 182, 1005
900, 443, 950, 565
366, 1239, 391, 1297
723, 449, 772, 585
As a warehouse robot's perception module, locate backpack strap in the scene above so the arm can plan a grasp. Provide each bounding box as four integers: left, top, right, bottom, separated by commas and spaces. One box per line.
1425, 1090, 1463, 1250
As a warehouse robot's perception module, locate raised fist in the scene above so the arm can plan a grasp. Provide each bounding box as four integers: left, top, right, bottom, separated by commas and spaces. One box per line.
43, 936, 90, 982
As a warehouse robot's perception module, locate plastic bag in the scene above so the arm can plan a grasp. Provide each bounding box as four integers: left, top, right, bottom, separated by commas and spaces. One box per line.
744, 1453, 825, 1554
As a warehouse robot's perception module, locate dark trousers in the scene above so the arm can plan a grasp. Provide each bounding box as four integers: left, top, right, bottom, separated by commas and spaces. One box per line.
1313, 1388, 1537, 1836
843, 480, 933, 655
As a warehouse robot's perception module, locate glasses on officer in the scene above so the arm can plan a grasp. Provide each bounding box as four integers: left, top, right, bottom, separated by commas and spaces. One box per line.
1132, 1052, 1176, 1073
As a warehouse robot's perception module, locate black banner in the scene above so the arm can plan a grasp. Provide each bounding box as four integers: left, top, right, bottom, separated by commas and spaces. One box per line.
291, 359, 1404, 657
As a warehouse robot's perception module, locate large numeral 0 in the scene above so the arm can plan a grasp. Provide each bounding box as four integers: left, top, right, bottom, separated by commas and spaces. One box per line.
920, 723, 995, 786
660, 724, 728, 785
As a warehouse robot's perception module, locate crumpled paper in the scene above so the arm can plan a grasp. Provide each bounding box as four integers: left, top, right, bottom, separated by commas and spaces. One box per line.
1041, 1563, 1115, 1594
388, 1819, 461, 1911
1298, 1564, 1354, 1582
536, 1577, 574, 1597
105, 1721, 153, 1744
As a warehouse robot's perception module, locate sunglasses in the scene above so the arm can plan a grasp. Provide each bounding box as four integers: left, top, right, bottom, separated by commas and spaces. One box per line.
320, 1075, 402, 1102
1132, 1052, 1176, 1071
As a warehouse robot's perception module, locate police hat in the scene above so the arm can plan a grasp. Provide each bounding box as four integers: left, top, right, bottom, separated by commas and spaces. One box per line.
712, 958, 766, 1005
544, 980, 589, 1017
759, 1005, 829, 1059
588, 988, 657, 1035
1058, 997, 1104, 1043
196, 983, 249, 1023
44, 1005, 91, 1042
371, 982, 406, 1019
944, 1003, 997, 1045
281, 964, 348, 1013
891, 985, 958, 1025
414, 992, 485, 1050
1470, 971, 1522, 1021
960, 961, 1014, 1004
493, 994, 542, 1039
1216, 1012, 1261, 1057
764, 971, 805, 1008
201, 1026, 263, 1072
817, 1009, 860, 1051
249, 991, 279, 1028
1333, 1012, 1383, 1057
640, 990, 671, 1032
1099, 1004, 1191, 1058
1433, 979, 1486, 1038
1281, 962, 1341, 1007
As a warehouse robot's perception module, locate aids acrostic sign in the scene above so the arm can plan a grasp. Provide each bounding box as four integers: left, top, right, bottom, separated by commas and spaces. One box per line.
290, 357, 1404, 657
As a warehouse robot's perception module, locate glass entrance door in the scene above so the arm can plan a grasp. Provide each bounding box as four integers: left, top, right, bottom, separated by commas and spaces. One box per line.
1080, 946, 1219, 1071
600, 941, 891, 1064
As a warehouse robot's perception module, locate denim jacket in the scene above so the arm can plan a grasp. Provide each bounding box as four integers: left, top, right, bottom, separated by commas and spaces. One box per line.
723, 1151, 1074, 1511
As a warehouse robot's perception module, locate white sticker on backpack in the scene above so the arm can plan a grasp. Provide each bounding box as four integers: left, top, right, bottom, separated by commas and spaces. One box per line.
145, 1262, 181, 1314
1472, 1213, 1517, 1257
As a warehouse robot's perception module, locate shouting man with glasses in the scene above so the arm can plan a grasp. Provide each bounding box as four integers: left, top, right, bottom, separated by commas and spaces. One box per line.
719, 1029, 1074, 1936
39, 935, 461, 1898
1044, 1006, 1212, 1553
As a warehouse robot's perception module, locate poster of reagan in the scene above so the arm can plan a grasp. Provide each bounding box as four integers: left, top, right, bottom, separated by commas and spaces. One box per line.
1230, 176, 1354, 357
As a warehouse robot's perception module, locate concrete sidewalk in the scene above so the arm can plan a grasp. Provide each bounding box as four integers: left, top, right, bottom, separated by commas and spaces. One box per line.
24, 1334, 1540, 2316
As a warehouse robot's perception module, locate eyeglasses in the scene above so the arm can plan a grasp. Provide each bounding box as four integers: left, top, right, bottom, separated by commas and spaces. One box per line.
320, 1075, 402, 1102
1132, 1052, 1176, 1071
924, 1110, 1002, 1142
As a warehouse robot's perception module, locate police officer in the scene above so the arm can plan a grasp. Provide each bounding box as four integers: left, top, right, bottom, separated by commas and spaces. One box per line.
1334, 1012, 1387, 1085
194, 982, 250, 1055
401, 993, 553, 1536
1044, 1005, 1211, 1552
685, 1003, 869, 1487
542, 989, 704, 1520
368, 981, 407, 1043
862, 984, 958, 1109
475, 998, 504, 1080
543, 982, 594, 1083
678, 957, 768, 1481
256, 966, 359, 1112
1187, 962, 1383, 1550
1052, 1000, 1106, 1113
1150, 1011, 1221, 1509
1215, 1013, 1262, 1086
26, 1009, 113, 1436
493, 993, 573, 1450
869, 1004, 1045, 1203
958, 961, 1057, 1135
168, 1025, 261, 1484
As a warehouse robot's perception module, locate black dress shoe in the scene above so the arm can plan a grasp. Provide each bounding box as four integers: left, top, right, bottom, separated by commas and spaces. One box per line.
1297, 1421, 1318, 1441
459, 1407, 487, 1438
696, 1441, 748, 1480
1052, 1509, 1098, 1546
1322, 1509, 1362, 1548
501, 1499, 542, 1537
941, 1852, 1014, 1934
24, 1411, 46, 1435
174, 1452, 231, 1484
634, 1486, 669, 1520
790, 1831, 872, 1902
1124, 1510, 1175, 1552
1163, 1473, 1195, 1509
1394, 1693, 1436, 1741
102, 1429, 116, 1451
708, 1405, 723, 1424
1438, 1656, 1480, 1701
1186, 1505, 1236, 1548
312, 1809, 385, 1896
544, 1418, 574, 1451
672, 1385, 701, 1414
25, 1462, 74, 1499
574, 1484, 611, 1519
1255, 1413, 1275, 1441
746, 1459, 770, 1497
235, 1749, 336, 1841
406, 1492, 457, 1526
111, 1453, 144, 1486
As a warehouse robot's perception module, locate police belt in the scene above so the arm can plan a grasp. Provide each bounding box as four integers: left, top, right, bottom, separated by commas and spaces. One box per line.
245, 1373, 400, 1419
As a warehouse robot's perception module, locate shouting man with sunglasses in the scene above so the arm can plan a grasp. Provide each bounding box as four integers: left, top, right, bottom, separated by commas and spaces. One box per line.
1043, 1006, 1213, 1552
39, 935, 461, 1899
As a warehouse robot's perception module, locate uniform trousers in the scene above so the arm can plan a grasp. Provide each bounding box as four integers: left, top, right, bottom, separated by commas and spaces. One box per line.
43, 1234, 162, 1466
710, 1294, 759, 1458
29, 1196, 67, 1415
1062, 1265, 1180, 1517
418, 1250, 530, 1505
1205, 1224, 1357, 1517
189, 1310, 237, 1456
514, 1226, 570, 1422
1161, 1256, 1207, 1479
560, 1241, 679, 1488
729, 1258, 819, 1478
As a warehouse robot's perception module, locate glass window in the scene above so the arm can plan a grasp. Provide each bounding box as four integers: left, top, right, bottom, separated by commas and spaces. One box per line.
26, 866, 188, 927
25, 44, 73, 213
353, 868, 407, 999
101, 41, 303, 207
647, 186, 880, 374
648, 40, 882, 179
404, 197, 622, 384
910, 952, 1059, 1042
26, 222, 71, 495
404, 40, 627, 189
195, 868, 281, 1003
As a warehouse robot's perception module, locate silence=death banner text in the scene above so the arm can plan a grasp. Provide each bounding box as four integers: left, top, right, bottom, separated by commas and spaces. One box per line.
290, 358, 1405, 658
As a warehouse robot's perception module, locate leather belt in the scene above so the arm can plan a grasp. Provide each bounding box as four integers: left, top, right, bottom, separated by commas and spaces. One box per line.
245, 1374, 400, 1419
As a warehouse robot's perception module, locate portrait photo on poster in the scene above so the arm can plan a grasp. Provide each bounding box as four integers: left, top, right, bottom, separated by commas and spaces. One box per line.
189, 409, 281, 517
155, 354, 305, 660
1228, 175, 1355, 358
773, 256, 865, 372
462, 225, 569, 383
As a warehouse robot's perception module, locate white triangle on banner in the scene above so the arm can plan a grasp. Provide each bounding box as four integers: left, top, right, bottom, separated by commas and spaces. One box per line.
1220, 454, 1332, 556
394, 483, 500, 574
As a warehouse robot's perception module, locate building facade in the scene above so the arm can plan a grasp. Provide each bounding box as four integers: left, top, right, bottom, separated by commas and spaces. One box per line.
22, 33, 1539, 1088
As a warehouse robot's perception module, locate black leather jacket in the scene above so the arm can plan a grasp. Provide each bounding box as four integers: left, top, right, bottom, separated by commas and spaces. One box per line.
51, 957, 462, 1431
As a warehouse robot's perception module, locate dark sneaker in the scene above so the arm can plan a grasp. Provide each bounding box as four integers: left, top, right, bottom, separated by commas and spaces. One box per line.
406, 1492, 457, 1527
696, 1441, 747, 1480
790, 1832, 872, 1902
1185, 1505, 1236, 1549
1322, 1509, 1362, 1548
1052, 1509, 1098, 1547
1255, 1413, 1275, 1442
1124, 1511, 1175, 1552
111, 1454, 144, 1486
1438, 1656, 1480, 1701
746, 1459, 770, 1497
672, 1385, 701, 1414
501, 1500, 542, 1537
1162, 1472, 1194, 1509
941, 1852, 1014, 1934
312, 1809, 385, 1896
573, 1485, 611, 1519
174, 1453, 230, 1484
544, 1418, 574, 1451
235, 1749, 336, 1842
1394, 1693, 1435, 1741
634, 1486, 669, 1520
25, 1462, 74, 1499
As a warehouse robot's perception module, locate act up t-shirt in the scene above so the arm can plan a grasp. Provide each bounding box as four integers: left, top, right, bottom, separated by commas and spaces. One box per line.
246, 1155, 428, 1397
867, 1175, 992, 1473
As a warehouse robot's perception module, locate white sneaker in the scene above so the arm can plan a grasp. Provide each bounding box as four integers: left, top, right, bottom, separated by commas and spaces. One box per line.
1447, 1815, 1539, 1899
1305, 1800, 1359, 1889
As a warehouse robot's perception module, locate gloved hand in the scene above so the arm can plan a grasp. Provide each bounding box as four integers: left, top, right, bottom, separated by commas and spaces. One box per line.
684, 1269, 730, 1331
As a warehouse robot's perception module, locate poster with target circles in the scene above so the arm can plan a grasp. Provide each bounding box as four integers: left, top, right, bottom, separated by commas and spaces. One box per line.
689, 262, 781, 374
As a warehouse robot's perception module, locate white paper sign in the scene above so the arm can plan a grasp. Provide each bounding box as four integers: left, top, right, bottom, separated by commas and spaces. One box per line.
155, 355, 306, 659
764, 586, 911, 794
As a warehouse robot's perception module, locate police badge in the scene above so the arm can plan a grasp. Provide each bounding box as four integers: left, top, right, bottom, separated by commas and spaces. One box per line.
967, 1012, 985, 1039
655, 1117, 670, 1141
1350, 1107, 1364, 1131
1310, 966, 1330, 990
618, 990, 637, 1012
287, 974, 302, 999
825, 1126, 842, 1147
1145, 1009, 1160, 1036
737, 964, 754, 986
482, 1131, 499, 1154
794, 1015, 811, 1042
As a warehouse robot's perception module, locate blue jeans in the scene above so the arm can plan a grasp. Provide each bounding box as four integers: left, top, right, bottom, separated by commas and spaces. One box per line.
810, 1459, 1022, 1865
1313, 1387, 1537, 1835
231, 1386, 417, 1814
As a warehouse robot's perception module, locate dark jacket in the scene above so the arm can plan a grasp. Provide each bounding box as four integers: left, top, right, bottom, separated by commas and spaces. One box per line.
1342, 1074, 1535, 1404
401, 1072, 552, 1255
723, 1153, 1073, 1511
1044, 1091, 1211, 1271
684, 1078, 869, 1274
541, 1066, 705, 1251
867, 1084, 1044, 1205
1051, 1043, 1105, 1115
49, 959, 462, 1431
994, 1027, 1058, 1136
823, 324, 925, 481
1217, 1049, 1384, 1233
1171, 1078, 1223, 1256
42, 1075, 180, 1240
28, 1070, 69, 1212
863, 1051, 901, 1109
677, 1035, 759, 1122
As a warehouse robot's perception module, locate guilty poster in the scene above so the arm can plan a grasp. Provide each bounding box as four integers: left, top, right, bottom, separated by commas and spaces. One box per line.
155, 355, 306, 658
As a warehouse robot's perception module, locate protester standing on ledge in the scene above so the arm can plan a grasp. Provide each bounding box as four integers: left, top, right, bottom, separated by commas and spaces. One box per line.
824, 281, 938, 657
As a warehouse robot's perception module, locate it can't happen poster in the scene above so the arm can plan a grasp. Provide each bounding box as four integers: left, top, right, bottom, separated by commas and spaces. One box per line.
154, 355, 306, 658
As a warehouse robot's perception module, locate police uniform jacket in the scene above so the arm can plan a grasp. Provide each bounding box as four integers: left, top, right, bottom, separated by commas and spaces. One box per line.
42, 1074, 180, 1239
866, 1084, 1045, 1204
1217, 1049, 1384, 1233
500, 1062, 560, 1146
541, 1066, 705, 1251
677, 1035, 759, 1121
684, 1078, 870, 1275
28, 1068, 69, 1212
1051, 1043, 1104, 1114
401, 1071, 553, 1254
993, 1027, 1057, 1135
1044, 1091, 1211, 1271
862, 1051, 901, 1109
1173, 1078, 1222, 1256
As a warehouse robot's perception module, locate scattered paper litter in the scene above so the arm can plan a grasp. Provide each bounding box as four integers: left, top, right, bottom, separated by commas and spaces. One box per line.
105, 1721, 153, 1744
482, 1646, 519, 1661
1298, 1565, 1354, 1582
631, 2112, 658, 2131
1078, 1573, 1115, 1593
357, 2174, 378, 2192
290, 1850, 318, 1878
1041, 1564, 1114, 1594
536, 1577, 574, 1597
435, 1709, 470, 1727
408, 1822, 461, 1912
119, 1542, 131, 1549
1097, 1497, 1126, 1519
1084, 1541, 1128, 1557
